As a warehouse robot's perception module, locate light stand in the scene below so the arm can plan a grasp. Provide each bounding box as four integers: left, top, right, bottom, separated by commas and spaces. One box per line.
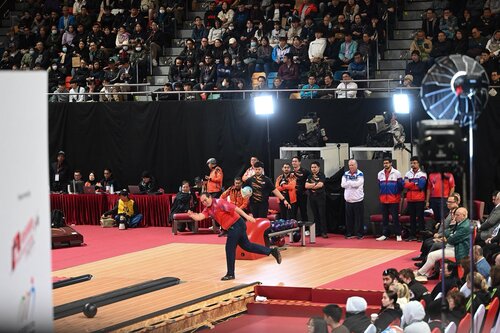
253, 95, 275, 173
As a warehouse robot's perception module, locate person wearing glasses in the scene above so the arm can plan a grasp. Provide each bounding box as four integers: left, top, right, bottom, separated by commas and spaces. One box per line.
415, 207, 471, 282
187, 192, 282, 281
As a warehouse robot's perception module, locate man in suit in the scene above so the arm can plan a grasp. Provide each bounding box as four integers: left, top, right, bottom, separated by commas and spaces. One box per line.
477, 191, 500, 245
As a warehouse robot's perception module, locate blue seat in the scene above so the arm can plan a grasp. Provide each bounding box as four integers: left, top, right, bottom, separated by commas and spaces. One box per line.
267, 72, 278, 88
333, 70, 345, 82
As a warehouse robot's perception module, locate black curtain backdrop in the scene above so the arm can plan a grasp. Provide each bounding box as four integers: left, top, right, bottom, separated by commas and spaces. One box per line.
49, 96, 500, 204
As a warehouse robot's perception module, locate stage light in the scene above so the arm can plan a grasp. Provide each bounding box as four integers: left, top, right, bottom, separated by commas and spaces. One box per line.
393, 93, 410, 114
253, 95, 274, 115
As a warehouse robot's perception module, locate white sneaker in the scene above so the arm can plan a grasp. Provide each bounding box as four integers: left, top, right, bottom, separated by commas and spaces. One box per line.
376, 235, 387, 241
396, 236, 402, 242
305, 230, 310, 236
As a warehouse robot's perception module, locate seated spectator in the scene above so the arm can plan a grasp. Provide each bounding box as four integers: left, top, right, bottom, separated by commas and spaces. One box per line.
428, 260, 460, 300
240, 20, 256, 46
155, 82, 178, 101
253, 21, 266, 41
130, 23, 147, 45
183, 82, 200, 100
295, 0, 318, 23
269, 20, 286, 48
478, 8, 497, 37
271, 76, 288, 98
309, 28, 327, 63
319, 14, 333, 35
467, 26, 488, 58
339, 32, 358, 65
115, 25, 130, 49
400, 301, 431, 333
486, 29, 500, 57
402, 74, 415, 87
69, 79, 86, 102
58, 6, 76, 32
301, 16, 317, 43
430, 31, 453, 59
405, 50, 428, 86
69, 170, 85, 194
84, 171, 97, 187
169, 180, 198, 231
324, 32, 341, 70
277, 53, 300, 88
350, 14, 367, 40
102, 189, 143, 228
324, 0, 345, 21
336, 72, 357, 98
453, 30, 469, 54
318, 73, 336, 99
306, 316, 329, 333
97, 168, 120, 192
490, 265, 500, 300
138, 171, 159, 194
289, 36, 309, 72
422, 8, 440, 40
439, 8, 458, 40
253, 75, 267, 91
272, 36, 290, 69
398, 268, 429, 301
221, 177, 249, 210
478, 191, 500, 243
300, 75, 320, 99
347, 52, 366, 80
181, 57, 200, 83
227, 37, 243, 64
374, 290, 402, 332
465, 272, 491, 313
287, 17, 302, 44
342, 296, 371, 333
322, 304, 349, 333
51, 81, 69, 102
474, 245, 491, 279
445, 289, 467, 325
410, 30, 433, 61
218, 2, 235, 29
208, 19, 225, 45
458, 9, 477, 34
479, 49, 498, 76
390, 282, 411, 309
343, 0, 359, 23
256, 36, 273, 73
204, 1, 218, 28
192, 16, 207, 44
212, 39, 227, 64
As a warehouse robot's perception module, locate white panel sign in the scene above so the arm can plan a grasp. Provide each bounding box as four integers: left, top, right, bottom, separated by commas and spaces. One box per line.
0, 72, 53, 332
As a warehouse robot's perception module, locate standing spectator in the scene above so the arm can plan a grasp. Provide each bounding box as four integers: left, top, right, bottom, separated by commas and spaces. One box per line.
50, 151, 70, 192
404, 157, 427, 241
275, 162, 297, 219
300, 75, 320, 99
306, 161, 328, 238
410, 30, 433, 61
376, 157, 404, 242
336, 72, 358, 98
426, 171, 455, 224
422, 8, 440, 40
205, 157, 224, 198
342, 159, 365, 239
405, 50, 428, 86
339, 32, 358, 65
291, 156, 311, 223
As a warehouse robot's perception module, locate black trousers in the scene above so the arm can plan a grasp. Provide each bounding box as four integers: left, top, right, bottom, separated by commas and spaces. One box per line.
293, 192, 309, 221
408, 201, 425, 237
429, 197, 448, 224
381, 203, 401, 236
279, 192, 295, 219
310, 193, 327, 234
225, 218, 271, 276
250, 200, 269, 218
345, 201, 364, 237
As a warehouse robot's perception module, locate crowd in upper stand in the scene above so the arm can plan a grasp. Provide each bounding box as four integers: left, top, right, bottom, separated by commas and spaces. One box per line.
0, 0, 498, 101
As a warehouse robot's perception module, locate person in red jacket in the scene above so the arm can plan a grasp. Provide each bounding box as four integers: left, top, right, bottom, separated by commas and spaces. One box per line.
404, 157, 427, 241
275, 162, 297, 219
205, 157, 224, 197
188, 193, 282, 280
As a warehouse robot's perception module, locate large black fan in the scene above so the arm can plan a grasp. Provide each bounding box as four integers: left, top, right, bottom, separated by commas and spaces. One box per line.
420, 55, 489, 126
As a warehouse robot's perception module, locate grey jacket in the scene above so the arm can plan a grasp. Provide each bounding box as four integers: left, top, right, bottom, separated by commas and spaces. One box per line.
479, 205, 500, 240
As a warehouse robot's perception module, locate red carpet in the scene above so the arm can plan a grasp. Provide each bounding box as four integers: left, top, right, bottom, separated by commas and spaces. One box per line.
212, 314, 308, 333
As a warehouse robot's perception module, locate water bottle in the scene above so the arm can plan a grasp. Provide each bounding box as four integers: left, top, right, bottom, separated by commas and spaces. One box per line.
67, 184, 71, 194
110, 184, 114, 194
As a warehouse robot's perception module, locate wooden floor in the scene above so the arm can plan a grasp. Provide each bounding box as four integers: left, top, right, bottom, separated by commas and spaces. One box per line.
53, 243, 412, 332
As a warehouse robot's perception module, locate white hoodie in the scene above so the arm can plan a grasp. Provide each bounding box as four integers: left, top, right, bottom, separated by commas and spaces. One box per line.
402, 301, 431, 333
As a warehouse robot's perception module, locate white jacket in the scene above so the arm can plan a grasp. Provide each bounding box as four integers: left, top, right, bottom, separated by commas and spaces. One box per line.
341, 169, 364, 203
336, 81, 358, 98
308, 38, 326, 60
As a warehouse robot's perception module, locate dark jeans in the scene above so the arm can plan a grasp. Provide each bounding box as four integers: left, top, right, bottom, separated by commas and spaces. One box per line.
381, 203, 400, 236
408, 201, 425, 237
345, 201, 364, 237
293, 192, 309, 221
429, 197, 448, 224
226, 218, 271, 276
310, 193, 327, 234
250, 200, 269, 218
